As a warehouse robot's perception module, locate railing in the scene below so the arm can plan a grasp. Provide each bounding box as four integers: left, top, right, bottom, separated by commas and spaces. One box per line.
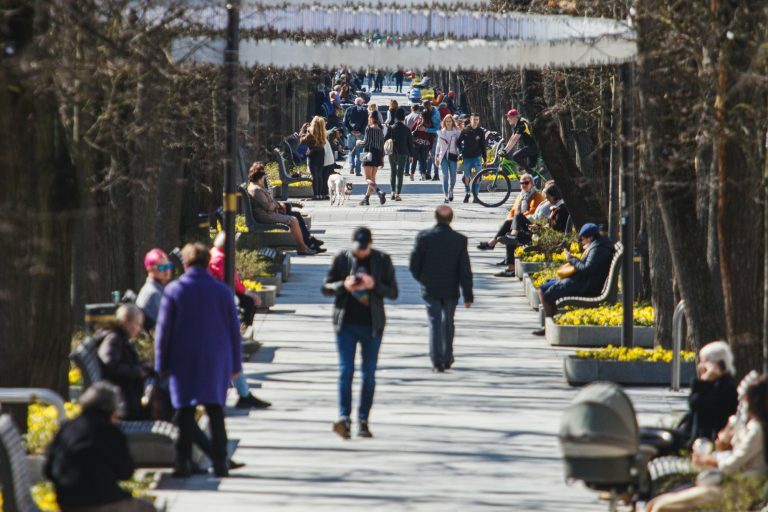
671, 301, 687, 392
0, 388, 67, 425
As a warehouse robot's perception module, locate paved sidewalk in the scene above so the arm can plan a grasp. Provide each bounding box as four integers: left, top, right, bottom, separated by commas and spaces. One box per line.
153, 87, 686, 511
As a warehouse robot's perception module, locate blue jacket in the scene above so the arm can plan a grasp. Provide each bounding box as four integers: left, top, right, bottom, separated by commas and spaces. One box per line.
425, 107, 441, 134
410, 224, 474, 302
154, 266, 242, 408
544, 237, 614, 302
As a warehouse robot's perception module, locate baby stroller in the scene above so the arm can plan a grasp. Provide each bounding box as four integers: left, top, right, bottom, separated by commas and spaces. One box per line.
559, 382, 650, 511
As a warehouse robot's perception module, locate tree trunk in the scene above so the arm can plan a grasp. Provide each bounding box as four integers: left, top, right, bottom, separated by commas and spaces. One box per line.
533, 112, 607, 228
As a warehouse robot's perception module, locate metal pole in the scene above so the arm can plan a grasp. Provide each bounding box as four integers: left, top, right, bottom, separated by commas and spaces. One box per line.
223, 1, 240, 290
672, 301, 686, 391
620, 63, 635, 348
763, 129, 768, 374
608, 74, 620, 241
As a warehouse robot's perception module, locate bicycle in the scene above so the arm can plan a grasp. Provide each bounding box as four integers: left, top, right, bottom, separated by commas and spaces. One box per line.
470, 137, 548, 208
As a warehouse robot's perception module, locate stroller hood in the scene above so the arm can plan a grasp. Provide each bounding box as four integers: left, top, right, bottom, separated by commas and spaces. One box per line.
559, 382, 639, 458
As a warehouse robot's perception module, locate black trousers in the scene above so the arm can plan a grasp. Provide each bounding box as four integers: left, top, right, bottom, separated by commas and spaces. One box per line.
286, 211, 312, 246
236, 292, 256, 326
322, 165, 334, 196
176, 404, 228, 474
504, 213, 532, 265
424, 296, 458, 368
308, 148, 325, 197
512, 146, 539, 174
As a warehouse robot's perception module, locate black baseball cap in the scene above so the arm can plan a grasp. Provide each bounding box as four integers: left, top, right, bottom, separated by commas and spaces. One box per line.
352, 227, 372, 251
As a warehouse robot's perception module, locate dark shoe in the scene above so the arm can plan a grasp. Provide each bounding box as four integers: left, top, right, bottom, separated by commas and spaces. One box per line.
313, 246, 328, 254
495, 259, 508, 266
532, 328, 546, 336
228, 459, 246, 471
333, 418, 352, 440
235, 393, 272, 409
432, 176, 440, 181
463, 194, 470, 203
494, 270, 516, 278
213, 465, 229, 478
497, 234, 518, 246
449, 192, 454, 202
445, 357, 455, 370
477, 241, 495, 250
432, 366, 445, 373
395, 195, 402, 201
358, 421, 373, 438
355, 173, 362, 177
472, 197, 480, 203
311, 238, 325, 246
444, 198, 450, 204
359, 197, 370, 206
377, 190, 386, 205
391, 193, 396, 200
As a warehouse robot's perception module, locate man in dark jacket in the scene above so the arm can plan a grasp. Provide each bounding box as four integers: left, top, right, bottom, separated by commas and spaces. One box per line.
343, 98, 369, 176
534, 223, 614, 335
410, 206, 474, 372
44, 382, 156, 512
457, 113, 487, 202
385, 108, 414, 200
322, 227, 398, 439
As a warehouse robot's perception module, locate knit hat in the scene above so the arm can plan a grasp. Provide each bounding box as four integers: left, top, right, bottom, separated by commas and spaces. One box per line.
578, 223, 600, 238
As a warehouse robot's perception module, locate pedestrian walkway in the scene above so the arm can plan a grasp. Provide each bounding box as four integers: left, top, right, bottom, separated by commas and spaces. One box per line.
153, 86, 686, 511
153, 168, 686, 511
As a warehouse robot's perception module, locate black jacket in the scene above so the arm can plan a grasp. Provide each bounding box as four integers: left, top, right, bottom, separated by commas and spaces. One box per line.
95, 328, 147, 420
322, 249, 399, 335
343, 105, 368, 133
44, 411, 135, 508
682, 374, 738, 447
564, 237, 615, 296
385, 122, 415, 157
410, 224, 474, 302
457, 126, 487, 159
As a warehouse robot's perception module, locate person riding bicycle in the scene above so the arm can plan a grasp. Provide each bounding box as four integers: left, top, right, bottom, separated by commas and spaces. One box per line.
504, 109, 539, 175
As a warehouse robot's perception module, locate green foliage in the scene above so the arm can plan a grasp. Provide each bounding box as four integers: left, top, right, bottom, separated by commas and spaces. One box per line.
236, 250, 277, 279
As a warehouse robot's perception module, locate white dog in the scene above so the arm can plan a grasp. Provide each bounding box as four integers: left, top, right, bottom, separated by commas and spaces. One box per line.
328, 173, 353, 206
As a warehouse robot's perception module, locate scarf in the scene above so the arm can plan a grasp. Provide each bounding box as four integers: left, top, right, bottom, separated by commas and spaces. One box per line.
518, 187, 536, 215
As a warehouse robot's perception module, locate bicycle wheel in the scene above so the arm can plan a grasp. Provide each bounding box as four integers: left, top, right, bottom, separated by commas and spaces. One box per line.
471, 168, 512, 208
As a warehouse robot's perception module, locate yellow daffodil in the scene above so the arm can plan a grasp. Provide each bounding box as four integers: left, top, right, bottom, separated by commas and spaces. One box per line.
576, 345, 695, 363
555, 304, 655, 327
242, 279, 263, 292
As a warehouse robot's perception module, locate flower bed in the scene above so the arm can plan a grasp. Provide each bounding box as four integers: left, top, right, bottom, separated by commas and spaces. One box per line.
554, 304, 654, 327
530, 266, 559, 288
564, 346, 696, 386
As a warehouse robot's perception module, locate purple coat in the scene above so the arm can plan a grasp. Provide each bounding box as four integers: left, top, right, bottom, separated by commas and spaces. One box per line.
154, 266, 242, 408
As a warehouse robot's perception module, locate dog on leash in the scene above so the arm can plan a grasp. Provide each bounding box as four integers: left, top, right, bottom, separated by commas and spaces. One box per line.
328, 172, 353, 205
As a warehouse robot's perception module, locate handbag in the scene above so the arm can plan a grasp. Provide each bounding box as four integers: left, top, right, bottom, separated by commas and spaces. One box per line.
384, 139, 394, 156
557, 263, 577, 279
362, 152, 373, 164
447, 152, 459, 162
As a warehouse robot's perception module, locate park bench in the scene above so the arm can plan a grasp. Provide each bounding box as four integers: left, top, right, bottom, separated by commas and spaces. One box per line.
537, 241, 623, 327
272, 147, 312, 201
237, 184, 291, 234
0, 412, 39, 512
69, 338, 177, 467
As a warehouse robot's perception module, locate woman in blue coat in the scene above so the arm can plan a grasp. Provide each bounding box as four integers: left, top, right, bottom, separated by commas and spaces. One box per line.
155, 242, 242, 477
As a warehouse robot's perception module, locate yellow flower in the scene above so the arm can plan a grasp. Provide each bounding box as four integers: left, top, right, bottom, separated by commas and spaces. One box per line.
68, 366, 82, 386
242, 279, 262, 292
575, 345, 695, 363
554, 304, 655, 327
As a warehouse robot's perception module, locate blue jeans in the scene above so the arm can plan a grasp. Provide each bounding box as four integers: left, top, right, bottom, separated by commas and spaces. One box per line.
347, 133, 364, 174
440, 158, 457, 197
336, 324, 382, 420
462, 156, 483, 195
424, 296, 458, 368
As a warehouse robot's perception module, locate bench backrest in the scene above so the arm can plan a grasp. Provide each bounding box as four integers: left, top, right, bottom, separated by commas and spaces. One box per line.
273, 147, 291, 181
69, 337, 103, 389
238, 184, 259, 232
0, 414, 39, 512
600, 241, 624, 303
256, 247, 279, 261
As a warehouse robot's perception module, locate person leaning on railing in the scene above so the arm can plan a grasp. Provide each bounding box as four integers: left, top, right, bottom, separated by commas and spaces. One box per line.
532, 223, 613, 336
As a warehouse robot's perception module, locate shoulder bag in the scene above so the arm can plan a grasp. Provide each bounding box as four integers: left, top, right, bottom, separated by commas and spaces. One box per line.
556, 263, 577, 279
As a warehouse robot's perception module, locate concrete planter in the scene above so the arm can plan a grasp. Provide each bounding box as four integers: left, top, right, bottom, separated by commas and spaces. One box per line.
514, 259, 522, 279
253, 285, 278, 310
519, 261, 547, 280
564, 356, 696, 386
545, 317, 654, 348
286, 184, 314, 198
280, 254, 291, 281
257, 274, 282, 295
524, 275, 541, 310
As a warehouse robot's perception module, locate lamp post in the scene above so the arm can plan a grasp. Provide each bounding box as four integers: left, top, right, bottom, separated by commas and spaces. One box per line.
620, 62, 635, 348
223, 0, 240, 290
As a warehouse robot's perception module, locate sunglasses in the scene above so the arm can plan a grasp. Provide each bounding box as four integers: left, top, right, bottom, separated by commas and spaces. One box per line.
154, 263, 173, 271
520, 181, 532, 185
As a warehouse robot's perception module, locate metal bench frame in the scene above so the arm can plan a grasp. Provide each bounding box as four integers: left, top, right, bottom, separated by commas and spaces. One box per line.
555, 241, 624, 309
273, 147, 312, 201
0, 413, 39, 512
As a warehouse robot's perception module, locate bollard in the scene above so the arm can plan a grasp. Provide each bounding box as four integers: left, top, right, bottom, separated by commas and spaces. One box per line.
671, 300, 686, 392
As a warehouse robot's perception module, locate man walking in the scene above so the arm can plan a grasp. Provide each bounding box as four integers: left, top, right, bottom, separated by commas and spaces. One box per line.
323, 227, 398, 439
385, 107, 414, 201
410, 206, 474, 372
343, 97, 368, 176
423, 100, 442, 180
155, 243, 242, 477
457, 113, 487, 203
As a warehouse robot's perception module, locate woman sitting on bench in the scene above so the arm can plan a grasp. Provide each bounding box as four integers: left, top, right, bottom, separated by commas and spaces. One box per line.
533, 223, 613, 336
246, 162, 324, 255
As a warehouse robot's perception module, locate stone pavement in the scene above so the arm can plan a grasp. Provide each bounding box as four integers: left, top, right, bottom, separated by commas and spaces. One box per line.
152, 88, 687, 511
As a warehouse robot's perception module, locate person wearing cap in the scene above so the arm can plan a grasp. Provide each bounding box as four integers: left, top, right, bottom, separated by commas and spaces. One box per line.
410, 206, 474, 372
533, 223, 614, 336
45, 382, 158, 512
457, 113, 487, 202
504, 108, 539, 175
136, 248, 173, 330
322, 227, 398, 439
343, 97, 369, 176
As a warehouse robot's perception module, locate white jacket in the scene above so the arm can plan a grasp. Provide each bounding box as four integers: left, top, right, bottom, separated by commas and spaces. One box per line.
435, 128, 461, 163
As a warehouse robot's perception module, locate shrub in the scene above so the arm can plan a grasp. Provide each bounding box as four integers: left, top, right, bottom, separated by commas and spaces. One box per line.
575, 345, 695, 363
236, 250, 276, 279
